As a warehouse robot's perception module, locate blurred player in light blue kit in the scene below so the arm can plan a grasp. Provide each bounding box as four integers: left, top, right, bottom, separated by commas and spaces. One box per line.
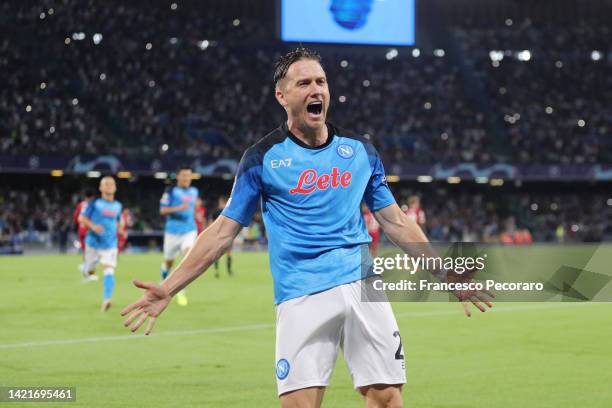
78, 176, 122, 312
159, 166, 198, 306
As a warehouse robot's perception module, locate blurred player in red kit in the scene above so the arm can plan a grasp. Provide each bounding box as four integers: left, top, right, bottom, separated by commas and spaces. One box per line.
195, 197, 207, 235
74, 189, 95, 258
361, 203, 380, 257
212, 196, 232, 278
403, 195, 426, 231
117, 208, 132, 253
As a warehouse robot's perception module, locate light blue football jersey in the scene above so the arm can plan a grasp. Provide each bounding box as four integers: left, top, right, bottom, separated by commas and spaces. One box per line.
84, 198, 122, 249
160, 186, 198, 234
222, 123, 395, 304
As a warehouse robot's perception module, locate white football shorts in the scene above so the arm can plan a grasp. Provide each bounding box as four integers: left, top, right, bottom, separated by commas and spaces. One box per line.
163, 231, 197, 261
84, 247, 118, 269
275, 277, 406, 396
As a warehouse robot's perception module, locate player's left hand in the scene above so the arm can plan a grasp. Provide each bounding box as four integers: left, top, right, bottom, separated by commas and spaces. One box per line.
446, 271, 495, 317
120, 279, 171, 335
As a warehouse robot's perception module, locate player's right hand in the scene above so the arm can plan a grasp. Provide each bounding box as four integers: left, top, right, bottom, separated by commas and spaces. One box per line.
120, 279, 171, 335
91, 224, 104, 234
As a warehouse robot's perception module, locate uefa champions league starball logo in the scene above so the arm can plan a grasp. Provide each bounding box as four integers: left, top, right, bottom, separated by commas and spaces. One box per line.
329, 0, 374, 30
276, 359, 290, 380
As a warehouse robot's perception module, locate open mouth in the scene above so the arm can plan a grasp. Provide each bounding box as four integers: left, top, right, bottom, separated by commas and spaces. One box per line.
306, 101, 323, 116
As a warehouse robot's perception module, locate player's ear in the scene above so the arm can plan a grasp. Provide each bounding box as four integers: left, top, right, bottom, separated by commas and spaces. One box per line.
275, 84, 288, 108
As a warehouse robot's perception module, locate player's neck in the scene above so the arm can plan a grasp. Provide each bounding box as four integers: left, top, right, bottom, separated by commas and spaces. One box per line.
287, 119, 328, 147
101, 194, 114, 202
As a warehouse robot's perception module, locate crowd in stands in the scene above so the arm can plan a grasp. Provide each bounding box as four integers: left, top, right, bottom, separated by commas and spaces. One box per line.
1, 3, 610, 249
2, 182, 608, 248
0, 188, 72, 248
396, 188, 609, 243
0, 0, 524, 163
10, 2, 610, 165
455, 21, 612, 164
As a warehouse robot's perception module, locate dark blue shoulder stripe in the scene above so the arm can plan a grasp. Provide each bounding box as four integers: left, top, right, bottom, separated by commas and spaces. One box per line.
236, 126, 287, 176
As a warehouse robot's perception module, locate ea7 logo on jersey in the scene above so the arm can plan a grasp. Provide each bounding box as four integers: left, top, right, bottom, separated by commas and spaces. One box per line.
289, 167, 352, 195
270, 158, 292, 168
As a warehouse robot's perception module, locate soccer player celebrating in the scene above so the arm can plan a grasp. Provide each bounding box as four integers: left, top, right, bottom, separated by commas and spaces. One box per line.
122, 49, 493, 407
78, 176, 122, 312
159, 166, 198, 306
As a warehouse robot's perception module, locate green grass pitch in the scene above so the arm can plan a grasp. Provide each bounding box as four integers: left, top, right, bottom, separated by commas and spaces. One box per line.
1, 250, 612, 407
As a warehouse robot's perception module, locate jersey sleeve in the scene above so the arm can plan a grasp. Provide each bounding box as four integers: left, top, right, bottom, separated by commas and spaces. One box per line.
363, 144, 396, 212
82, 199, 96, 219
117, 203, 123, 222
221, 147, 263, 227
159, 189, 171, 209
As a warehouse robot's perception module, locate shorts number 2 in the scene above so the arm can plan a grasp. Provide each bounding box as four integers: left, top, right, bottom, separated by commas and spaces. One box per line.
393, 331, 404, 360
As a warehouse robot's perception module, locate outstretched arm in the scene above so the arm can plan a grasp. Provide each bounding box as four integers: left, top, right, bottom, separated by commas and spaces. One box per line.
373, 203, 429, 245
373, 203, 494, 317
121, 215, 243, 334
159, 203, 189, 216
78, 214, 103, 233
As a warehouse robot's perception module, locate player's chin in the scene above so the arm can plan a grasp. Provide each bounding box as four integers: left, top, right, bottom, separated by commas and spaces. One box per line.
304, 111, 326, 127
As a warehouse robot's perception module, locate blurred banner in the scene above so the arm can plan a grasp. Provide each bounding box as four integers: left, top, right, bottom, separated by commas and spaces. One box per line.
2, 154, 612, 180
0, 154, 238, 177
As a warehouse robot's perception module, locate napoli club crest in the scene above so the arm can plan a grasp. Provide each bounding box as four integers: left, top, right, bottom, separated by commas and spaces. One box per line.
276, 359, 290, 380
337, 144, 354, 159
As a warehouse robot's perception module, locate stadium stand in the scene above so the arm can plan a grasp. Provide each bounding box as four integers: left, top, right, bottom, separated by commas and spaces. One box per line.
1, 1, 610, 247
